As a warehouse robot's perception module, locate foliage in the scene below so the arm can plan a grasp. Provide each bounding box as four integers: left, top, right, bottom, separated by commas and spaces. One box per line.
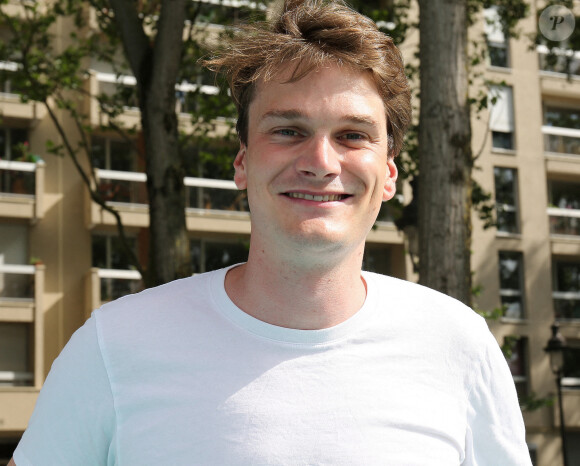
0, 0, 255, 284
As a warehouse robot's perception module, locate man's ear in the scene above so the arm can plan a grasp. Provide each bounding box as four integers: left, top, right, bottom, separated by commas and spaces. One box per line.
233, 144, 248, 190
382, 158, 398, 201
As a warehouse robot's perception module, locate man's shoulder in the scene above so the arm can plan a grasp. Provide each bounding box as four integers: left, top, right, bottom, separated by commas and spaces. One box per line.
365, 271, 489, 339
94, 267, 226, 326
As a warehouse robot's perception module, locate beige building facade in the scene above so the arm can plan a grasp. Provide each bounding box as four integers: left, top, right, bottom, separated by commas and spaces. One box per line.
0, 1, 578, 464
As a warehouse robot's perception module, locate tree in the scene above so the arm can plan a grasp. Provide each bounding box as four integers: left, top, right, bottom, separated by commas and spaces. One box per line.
0, 0, 245, 287
416, 0, 473, 305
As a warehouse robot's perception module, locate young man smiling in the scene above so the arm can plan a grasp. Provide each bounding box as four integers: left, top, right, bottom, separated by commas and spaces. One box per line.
11, 1, 532, 464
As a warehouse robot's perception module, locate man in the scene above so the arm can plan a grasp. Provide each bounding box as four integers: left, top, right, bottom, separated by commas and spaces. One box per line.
12, 1, 531, 464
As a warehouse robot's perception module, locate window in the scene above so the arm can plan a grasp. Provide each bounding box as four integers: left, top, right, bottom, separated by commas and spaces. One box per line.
504, 336, 528, 399
484, 7, 509, 68
195, 0, 266, 26
563, 340, 580, 389
190, 238, 249, 274
92, 234, 141, 302
498, 251, 525, 319
548, 180, 580, 236
0, 223, 32, 300
0, 438, 20, 466
91, 136, 137, 172
0, 127, 28, 160
362, 244, 391, 276
543, 105, 580, 156
553, 260, 580, 320
544, 106, 580, 130
494, 167, 519, 234
489, 86, 515, 150
0, 323, 32, 387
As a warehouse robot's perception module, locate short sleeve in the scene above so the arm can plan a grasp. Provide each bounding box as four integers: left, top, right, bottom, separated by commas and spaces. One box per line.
463, 329, 532, 466
13, 314, 117, 466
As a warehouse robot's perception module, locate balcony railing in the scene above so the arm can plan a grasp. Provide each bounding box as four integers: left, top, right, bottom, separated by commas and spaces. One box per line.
0, 159, 36, 196
0, 371, 34, 387
553, 291, 580, 320
0, 159, 46, 219
98, 268, 143, 303
0, 263, 44, 389
549, 207, 580, 236
95, 168, 249, 214
0, 263, 35, 301
538, 44, 580, 77
94, 71, 219, 114
87, 267, 143, 310
542, 125, 580, 156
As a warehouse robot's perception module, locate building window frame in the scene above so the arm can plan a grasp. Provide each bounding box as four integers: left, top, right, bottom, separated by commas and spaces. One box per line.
484, 6, 510, 69
498, 251, 525, 319
494, 166, 520, 235
489, 85, 515, 152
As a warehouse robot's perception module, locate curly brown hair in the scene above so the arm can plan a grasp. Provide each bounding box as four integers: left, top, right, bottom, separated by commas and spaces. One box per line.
202, 0, 411, 158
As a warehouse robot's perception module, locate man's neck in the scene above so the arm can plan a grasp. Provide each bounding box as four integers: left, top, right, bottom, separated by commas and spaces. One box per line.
224, 245, 367, 330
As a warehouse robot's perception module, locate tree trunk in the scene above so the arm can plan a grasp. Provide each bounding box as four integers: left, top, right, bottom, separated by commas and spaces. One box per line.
417, 0, 473, 305
110, 0, 191, 286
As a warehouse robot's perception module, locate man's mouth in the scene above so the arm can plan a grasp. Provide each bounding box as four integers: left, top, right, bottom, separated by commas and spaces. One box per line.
284, 192, 350, 202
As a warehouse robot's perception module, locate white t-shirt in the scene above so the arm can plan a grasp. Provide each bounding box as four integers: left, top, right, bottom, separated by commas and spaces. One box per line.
14, 267, 531, 465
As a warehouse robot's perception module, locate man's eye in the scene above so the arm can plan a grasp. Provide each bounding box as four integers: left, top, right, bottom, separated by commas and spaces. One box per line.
276, 129, 298, 136
340, 133, 365, 141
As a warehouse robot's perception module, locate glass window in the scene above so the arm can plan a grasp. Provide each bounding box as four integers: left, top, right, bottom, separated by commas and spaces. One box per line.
549, 180, 580, 209
92, 234, 136, 270
0, 127, 28, 160
491, 131, 514, 150
498, 251, 524, 319
494, 167, 519, 234
553, 260, 580, 320
488, 44, 509, 68
190, 238, 249, 274
362, 244, 391, 275
484, 7, 509, 68
92, 234, 141, 302
548, 181, 580, 236
563, 341, 580, 389
90, 136, 137, 171
0, 323, 32, 386
504, 337, 528, 399
544, 106, 580, 130
489, 86, 514, 150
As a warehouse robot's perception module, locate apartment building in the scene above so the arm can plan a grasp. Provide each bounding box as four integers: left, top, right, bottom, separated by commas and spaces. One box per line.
0, 1, 578, 464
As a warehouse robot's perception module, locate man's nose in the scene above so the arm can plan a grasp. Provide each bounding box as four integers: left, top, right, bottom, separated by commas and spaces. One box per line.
295, 135, 342, 178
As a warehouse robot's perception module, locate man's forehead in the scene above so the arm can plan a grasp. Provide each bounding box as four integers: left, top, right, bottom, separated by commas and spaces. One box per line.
250, 62, 387, 119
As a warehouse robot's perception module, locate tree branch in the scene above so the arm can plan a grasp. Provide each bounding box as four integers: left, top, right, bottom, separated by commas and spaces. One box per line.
107, 0, 150, 80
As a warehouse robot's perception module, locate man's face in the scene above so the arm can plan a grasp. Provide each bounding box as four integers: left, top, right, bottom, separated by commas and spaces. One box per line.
233, 63, 397, 256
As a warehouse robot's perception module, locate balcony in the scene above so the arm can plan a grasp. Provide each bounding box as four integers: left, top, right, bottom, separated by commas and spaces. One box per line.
0, 62, 46, 121
0, 263, 44, 389
549, 207, 580, 236
87, 169, 250, 234
86, 267, 143, 316
553, 291, 580, 320
543, 125, 580, 157
0, 159, 46, 221
88, 71, 220, 131
538, 44, 580, 78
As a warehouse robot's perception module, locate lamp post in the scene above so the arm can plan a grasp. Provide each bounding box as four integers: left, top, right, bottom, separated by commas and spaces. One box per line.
544, 322, 568, 466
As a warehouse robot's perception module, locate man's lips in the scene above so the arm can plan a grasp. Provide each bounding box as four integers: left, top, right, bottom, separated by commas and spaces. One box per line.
282, 192, 352, 202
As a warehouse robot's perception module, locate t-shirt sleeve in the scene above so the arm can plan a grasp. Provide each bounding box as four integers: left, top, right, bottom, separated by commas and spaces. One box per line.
463, 329, 532, 466
13, 314, 117, 466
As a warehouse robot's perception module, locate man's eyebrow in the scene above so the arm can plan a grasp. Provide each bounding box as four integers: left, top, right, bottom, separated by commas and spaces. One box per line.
260, 110, 381, 127
260, 109, 306, 121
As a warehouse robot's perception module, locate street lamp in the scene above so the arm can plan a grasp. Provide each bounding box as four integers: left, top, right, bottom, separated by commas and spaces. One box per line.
544, 322, 568, 466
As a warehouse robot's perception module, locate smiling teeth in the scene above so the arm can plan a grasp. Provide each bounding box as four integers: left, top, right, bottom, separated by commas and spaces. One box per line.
287, 193, 344, 201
